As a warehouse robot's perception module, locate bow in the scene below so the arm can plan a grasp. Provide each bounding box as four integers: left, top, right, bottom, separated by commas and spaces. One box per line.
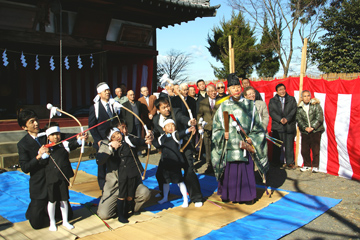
47, 103, 85, 187
196, 118, 207, 161
176, 93, 196, 153
110, 100, 151, 180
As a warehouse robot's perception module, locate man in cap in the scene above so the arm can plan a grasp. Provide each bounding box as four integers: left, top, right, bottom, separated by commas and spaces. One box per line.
89, 82, 118, 190
212, 73, 268, 204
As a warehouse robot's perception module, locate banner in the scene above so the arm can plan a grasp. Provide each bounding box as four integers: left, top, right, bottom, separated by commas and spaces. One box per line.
250, 77, 360, 180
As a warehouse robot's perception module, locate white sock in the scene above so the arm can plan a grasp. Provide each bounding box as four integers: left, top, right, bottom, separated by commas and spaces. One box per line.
178, 182, 188, 208
60, 201, 74, 230
47, 201, 57, 231
158, 184, 169, 204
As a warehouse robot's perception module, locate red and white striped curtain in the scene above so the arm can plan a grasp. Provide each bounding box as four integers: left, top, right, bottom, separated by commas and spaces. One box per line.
250, 76, 360, 180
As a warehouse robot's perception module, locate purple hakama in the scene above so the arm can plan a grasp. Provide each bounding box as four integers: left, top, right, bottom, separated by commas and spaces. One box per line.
217, 157, 256, 202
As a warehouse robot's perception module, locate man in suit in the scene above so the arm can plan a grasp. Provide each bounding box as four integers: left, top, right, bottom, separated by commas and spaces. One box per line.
196, 79, 207, 114
17, 109, 50, 229
197, 84, 219, 173
138, 86, 157, 131
121, 90, 143, 138
189, 86, 197, 101
153, 97, 203, 207
268, 83, 297, 169
17, 109, 73, 229
171, 83, 197, 119
89, 82, 117, 190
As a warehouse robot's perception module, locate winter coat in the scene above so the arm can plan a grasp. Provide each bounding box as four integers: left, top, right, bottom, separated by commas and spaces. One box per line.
296, 98, 325, 134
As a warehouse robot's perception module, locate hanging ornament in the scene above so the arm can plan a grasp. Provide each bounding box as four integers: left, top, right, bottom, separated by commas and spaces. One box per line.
2, 49, 9, 67
90, 54, 94, 68
35, 55, 40, 70
64, 56, 70, 70
77, 54, 83, 69
20, 51, 27, 67
50, 56, 55, 71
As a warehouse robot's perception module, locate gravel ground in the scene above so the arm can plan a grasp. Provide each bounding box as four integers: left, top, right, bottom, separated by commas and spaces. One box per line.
1, 151, 359, 239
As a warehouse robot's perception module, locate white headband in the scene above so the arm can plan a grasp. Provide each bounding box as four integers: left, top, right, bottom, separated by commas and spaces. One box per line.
161, 119, 175, 128
46, 126, 61, 137
107, 128, 120, 140
97, 84, 110, 94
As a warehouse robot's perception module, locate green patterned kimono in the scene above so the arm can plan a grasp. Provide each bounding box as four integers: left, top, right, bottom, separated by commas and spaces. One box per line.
211, 97, 269, 181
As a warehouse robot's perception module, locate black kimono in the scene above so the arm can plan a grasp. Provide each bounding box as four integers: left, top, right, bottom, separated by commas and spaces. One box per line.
153, 130, 188, 184
45, 138, 79, 202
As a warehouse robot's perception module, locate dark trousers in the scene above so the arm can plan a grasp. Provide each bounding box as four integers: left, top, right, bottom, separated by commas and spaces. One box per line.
272, 131, 295, 165
301, 132, 322, 168
156, 144, 203, 203
204, 131, 212, 169
131, 124, 142, 138
182, 145, 203, 203
26, 199, 49, 229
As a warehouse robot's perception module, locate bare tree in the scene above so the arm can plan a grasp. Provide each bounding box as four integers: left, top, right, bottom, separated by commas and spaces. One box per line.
228, 0, 326, 77
157, 49, 192, 84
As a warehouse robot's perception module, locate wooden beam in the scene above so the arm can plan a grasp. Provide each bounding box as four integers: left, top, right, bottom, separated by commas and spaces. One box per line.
102, 44, 158, 56
0, 29, 103, 50
295, 38, 308, 166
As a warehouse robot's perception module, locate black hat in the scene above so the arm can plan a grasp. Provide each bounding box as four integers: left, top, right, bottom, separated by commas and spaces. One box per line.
227, 73, 240, 87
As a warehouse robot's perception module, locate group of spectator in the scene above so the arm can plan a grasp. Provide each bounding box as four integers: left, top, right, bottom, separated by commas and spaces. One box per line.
107, 77, 324, 174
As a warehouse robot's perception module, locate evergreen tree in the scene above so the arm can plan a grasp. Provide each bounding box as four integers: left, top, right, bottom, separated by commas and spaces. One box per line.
309, 0, 360, 73
207, 11, 259, 79
256, 16, 280, 78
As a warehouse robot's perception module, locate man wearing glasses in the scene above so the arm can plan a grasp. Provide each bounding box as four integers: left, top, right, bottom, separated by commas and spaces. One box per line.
216, 81, 228, 100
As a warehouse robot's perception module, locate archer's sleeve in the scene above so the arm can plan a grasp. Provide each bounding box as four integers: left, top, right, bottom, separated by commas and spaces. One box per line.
96, 140, 113, 165
175, 109, 190, 127
211, 105, 225, 147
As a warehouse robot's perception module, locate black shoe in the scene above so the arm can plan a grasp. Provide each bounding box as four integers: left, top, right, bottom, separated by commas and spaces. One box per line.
124, 200, 134, 219
117, 200, 129, 223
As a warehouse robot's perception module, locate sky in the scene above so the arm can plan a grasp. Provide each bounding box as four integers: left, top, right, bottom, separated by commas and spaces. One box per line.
156, 0, 322, 84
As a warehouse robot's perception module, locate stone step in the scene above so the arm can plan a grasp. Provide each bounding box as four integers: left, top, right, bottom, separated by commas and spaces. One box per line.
0, 142, 18, 154
0, 146, 96, 168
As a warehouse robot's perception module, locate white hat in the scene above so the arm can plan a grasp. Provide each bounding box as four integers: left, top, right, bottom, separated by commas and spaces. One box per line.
107, 128, 120, 140
161, 119, 175, 128
46, 126, 61, 137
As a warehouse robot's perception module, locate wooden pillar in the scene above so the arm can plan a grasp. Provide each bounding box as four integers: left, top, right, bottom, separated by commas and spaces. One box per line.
228, 35, 235, 73
295, 38, 308, 166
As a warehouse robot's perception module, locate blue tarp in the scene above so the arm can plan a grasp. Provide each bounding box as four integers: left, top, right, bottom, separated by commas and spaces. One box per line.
0, 171, 95, 223
0, 160, 341, 240
197, 188, 341, 240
